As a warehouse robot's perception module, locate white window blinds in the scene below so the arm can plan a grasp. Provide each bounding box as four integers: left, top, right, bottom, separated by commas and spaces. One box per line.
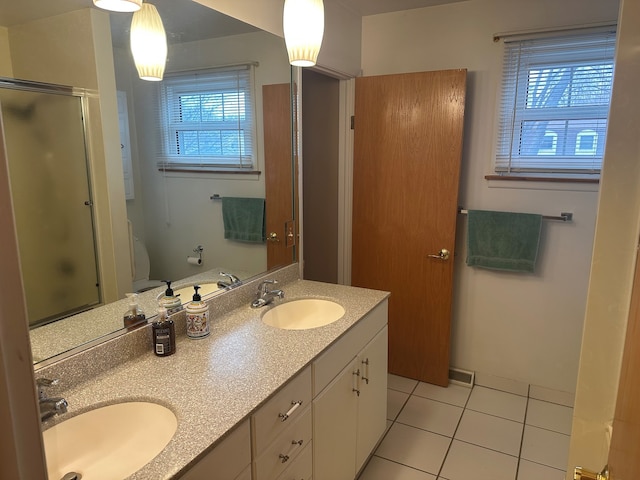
495, 28, 617, 175
158, 65, 256, 170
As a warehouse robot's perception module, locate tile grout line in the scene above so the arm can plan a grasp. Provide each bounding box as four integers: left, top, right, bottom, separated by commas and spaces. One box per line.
515, 383, 531, 479
434, 382, 474, 479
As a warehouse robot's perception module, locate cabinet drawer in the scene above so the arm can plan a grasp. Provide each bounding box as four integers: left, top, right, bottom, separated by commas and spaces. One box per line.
313, 301, 387, 396
252, 365, 312, 455
254, 406, 312, 480
275, 441, 312, 480
180, 420, 250, 480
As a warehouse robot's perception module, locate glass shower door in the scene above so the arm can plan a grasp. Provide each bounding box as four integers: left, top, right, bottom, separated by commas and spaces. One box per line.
0, 86, 100, 326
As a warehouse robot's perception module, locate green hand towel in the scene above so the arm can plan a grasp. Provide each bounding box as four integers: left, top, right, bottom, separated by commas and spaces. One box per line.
466, 210, 542, 273
221, 197, 266, 243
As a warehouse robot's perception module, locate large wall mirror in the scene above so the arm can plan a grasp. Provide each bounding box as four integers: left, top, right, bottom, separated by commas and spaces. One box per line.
0, 0, 296, 365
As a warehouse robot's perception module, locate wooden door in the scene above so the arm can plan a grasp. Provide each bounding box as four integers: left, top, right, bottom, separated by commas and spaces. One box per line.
352, 70, 466, 386
607, 246, 640, 477
263, 83, 295, 270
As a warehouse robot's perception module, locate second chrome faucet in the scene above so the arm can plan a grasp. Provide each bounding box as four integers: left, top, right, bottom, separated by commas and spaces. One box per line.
251, 279, 284, 308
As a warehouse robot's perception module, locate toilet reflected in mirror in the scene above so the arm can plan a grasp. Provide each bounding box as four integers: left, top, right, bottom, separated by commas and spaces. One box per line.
131, 235, 164, 293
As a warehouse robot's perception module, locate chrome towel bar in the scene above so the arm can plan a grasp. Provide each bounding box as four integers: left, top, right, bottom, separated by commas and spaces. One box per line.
458, 208, 573, 222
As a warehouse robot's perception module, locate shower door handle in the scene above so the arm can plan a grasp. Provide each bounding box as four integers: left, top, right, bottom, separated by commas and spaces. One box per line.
84, 200, 93, 206
428, 249, 450, 261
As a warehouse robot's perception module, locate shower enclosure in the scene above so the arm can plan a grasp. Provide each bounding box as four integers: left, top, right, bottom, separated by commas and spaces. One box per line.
0, 78, 100, 326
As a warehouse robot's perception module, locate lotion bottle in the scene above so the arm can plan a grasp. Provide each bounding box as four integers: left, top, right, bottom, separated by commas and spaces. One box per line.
123, 293, 146, 330
186, 285, 210, 339
159, 280, 183, 315
152, 307, 176, 357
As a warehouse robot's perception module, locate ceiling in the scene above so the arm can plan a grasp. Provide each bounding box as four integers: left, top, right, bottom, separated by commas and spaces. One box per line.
0, 0, 468, 44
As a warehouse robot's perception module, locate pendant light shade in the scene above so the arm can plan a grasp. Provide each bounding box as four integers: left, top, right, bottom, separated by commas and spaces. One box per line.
130, 3, 167, 81
283, 0, 324, 67
93, 0, 142, 13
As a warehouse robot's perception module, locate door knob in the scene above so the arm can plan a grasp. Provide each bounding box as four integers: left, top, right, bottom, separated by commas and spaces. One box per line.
428, 249, 450, 260
267, 232, 280, 242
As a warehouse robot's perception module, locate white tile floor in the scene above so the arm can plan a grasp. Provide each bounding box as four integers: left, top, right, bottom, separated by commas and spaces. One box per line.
358, 374, 573, 480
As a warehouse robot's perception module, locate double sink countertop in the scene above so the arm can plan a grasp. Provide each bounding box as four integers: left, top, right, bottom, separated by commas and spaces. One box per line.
42, 276, 389, 479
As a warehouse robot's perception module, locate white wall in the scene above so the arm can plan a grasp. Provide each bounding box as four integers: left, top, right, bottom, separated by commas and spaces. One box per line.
0, 27, 12, 77
362, 0, 619, 393
116, 31, 291, 282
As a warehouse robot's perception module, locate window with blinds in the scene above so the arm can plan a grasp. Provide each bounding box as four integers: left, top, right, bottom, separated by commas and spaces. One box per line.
495, 28, 617, 177
158, 65, 256, 170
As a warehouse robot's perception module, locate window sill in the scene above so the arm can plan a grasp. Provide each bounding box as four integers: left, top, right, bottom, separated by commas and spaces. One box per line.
485, 174, 599, 184
158, 167, 261, 176
485, 174, 600, 192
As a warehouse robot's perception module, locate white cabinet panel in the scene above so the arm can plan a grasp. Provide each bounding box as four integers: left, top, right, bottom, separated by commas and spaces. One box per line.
181, 420, 251, 480
313, 358, 359, 480
356, 326, 388, 471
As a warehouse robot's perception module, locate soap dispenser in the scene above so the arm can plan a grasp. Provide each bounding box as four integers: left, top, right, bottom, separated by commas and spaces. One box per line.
123, 293, 146, 330
185, 285, 210, 339
152, 307, 176, 357
159, 280, 183, 315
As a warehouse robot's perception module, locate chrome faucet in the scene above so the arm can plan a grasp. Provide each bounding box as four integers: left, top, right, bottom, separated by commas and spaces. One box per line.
37, 378, 68, 422
217, 271, 242, 290
251, 279, 284, 308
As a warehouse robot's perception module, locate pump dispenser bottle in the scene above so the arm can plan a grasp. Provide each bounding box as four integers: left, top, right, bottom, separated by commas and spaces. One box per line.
123, 293, 146, 330
159, 280, 183, 315
186, 285, 210, 339
152, 307, 176, 357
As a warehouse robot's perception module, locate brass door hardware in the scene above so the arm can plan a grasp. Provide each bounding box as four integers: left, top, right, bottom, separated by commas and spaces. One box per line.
574, 465, 609, 480
428, 249, 450, 261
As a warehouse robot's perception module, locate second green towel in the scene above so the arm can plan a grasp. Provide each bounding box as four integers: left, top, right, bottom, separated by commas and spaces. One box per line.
466, 210, 542, 273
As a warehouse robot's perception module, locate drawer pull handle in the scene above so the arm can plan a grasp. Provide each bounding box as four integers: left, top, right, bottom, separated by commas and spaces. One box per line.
353, 369, 361, 396
361, 358, 370, 384
279, 439, 304, 463
279, 400, 303, 422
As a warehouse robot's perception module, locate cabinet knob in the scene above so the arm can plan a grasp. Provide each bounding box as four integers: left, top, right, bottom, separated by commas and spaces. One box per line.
279, 439, 304, 463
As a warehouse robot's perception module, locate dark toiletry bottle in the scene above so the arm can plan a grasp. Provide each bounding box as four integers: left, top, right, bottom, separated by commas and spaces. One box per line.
123, 293, 146, 330
152, 307, 176, 357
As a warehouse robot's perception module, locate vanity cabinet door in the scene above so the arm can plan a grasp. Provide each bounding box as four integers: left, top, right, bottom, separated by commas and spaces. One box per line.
356, 326, 389, 472
180, 420, 251, 480
313, 358, 359, 480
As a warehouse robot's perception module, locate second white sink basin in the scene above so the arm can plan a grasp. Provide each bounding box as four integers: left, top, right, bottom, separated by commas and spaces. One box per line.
43, 402, 177, 480
173, 282, 221, 301
262, 299, 345, 330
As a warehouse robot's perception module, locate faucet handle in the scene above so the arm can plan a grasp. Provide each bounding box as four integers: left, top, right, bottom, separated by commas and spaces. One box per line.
258, 279, 277, 294
36, 378, 59, 388
36, 378, 59, 398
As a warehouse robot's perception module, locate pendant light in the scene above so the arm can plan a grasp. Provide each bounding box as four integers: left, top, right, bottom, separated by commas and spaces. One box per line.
130, 3, 167, 81
283, 0, 324, 67
93, 0, 142, 13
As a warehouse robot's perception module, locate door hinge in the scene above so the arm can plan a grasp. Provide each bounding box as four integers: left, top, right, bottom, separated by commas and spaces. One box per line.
574, 465, 609, 480
350, 115, 355, 130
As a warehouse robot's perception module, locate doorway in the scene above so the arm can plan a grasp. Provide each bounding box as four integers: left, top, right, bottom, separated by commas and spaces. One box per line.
301, 69, 340, 284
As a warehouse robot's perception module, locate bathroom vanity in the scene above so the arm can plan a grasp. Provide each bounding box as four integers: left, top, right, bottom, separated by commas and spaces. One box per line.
37, 265, 389, 480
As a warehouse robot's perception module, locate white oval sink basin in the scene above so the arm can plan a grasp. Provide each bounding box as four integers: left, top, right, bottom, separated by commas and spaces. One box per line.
173, 282, 221, 301
43, 402, 177, 480
262, 299, 345, 330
